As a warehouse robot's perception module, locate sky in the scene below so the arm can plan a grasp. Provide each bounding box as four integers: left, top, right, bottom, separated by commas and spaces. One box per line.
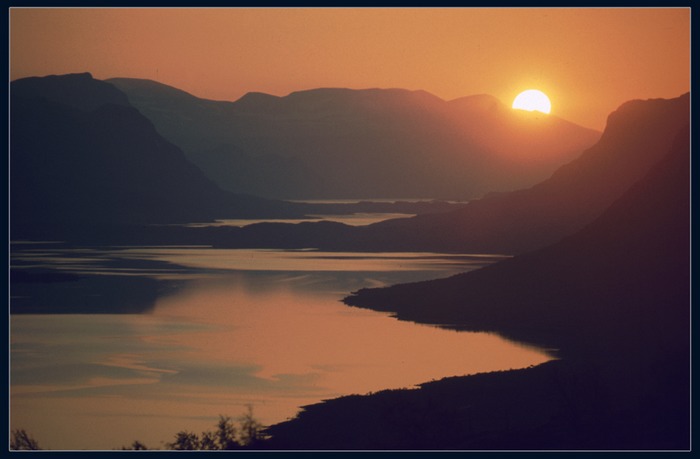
9, 7, 690, 130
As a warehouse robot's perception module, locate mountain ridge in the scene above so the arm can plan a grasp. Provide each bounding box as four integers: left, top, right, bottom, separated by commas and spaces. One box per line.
12, 72, 131, 111
9, 73, 307, 241
108, 77, 601, 200
345, 125, 690, 356
210, 92, 688, 255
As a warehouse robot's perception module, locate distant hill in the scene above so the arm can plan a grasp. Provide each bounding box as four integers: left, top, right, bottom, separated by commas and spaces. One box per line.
108, 78, 601, 200
10, 73, 305, 241
216, 93, 689, 255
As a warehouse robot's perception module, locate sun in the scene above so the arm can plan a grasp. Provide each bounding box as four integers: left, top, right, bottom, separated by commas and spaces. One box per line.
512, 89, 551, 114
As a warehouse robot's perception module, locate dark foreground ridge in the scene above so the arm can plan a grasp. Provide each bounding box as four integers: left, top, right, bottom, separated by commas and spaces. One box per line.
264, 127, 690, 449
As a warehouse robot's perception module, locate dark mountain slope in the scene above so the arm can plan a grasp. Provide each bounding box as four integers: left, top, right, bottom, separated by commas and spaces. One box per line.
109, 78, 600, 200
10, 73, 304, 241
263, 126, 690, 451
355, 93, 690, 254
346, 125, 690, 359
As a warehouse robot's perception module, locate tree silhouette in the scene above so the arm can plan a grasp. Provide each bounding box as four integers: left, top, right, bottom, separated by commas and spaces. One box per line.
214, 415, 239, 449
10, 429, 41, 450
10, 407, 266, 450
121, 440, 148, 450
166, 431, 203, 450
164, 409, 264, 450
238, 405, 266, 446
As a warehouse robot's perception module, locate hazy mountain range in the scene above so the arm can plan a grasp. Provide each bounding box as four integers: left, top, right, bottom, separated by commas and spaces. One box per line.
10, 72, 604, 243
11, 74, 689, 250
108, 77, 601, 200
211, 92, 689, 255
10, 74, 689, 259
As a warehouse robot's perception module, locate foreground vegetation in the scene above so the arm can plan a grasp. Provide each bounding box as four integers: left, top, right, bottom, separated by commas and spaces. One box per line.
10, 429, 41, 450
10, 406, 266, 451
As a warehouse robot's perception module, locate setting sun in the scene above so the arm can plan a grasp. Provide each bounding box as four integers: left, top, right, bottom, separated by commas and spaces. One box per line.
512, 89, 552, 114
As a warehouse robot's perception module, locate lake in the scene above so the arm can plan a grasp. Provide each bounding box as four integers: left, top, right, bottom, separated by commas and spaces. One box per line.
10, 245, 552, 450
181, 212, 414, 227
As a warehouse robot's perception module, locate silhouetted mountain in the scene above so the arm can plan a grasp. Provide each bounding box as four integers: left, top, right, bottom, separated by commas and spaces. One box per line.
10, 73, 305, 241
346, 126, 689, 356
212, 93, 689, 255
265, 126, 690, 450
12, 72, 131, 111
108, 78, 600, 200
360, 93, 691, 253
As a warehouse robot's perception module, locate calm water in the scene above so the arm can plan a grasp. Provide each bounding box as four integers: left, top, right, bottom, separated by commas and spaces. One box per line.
182, 212, 414, 227
10, 246, 551, 450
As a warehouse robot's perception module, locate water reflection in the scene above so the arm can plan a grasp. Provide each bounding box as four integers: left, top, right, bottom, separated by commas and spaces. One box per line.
182, 212, 414, 227
10, 246, 549, 450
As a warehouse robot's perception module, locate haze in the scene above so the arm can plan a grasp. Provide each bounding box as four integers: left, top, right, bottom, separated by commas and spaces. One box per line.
10, 7, 689, 130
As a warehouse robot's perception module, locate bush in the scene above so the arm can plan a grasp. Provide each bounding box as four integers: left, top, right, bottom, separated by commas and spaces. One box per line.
164, 406, 266, 450
13, 406, 267, 450
10, 429, 41, 450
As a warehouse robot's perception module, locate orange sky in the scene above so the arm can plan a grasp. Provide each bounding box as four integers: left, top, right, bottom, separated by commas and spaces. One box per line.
10, 7, 689, 130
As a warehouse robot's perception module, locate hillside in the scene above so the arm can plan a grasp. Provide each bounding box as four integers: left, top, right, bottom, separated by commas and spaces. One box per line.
346, 126, 690, 357
108, 78, 600, 200
10, 73, 305, 241
265, 126, 690, 450
354, 93, 691, 254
